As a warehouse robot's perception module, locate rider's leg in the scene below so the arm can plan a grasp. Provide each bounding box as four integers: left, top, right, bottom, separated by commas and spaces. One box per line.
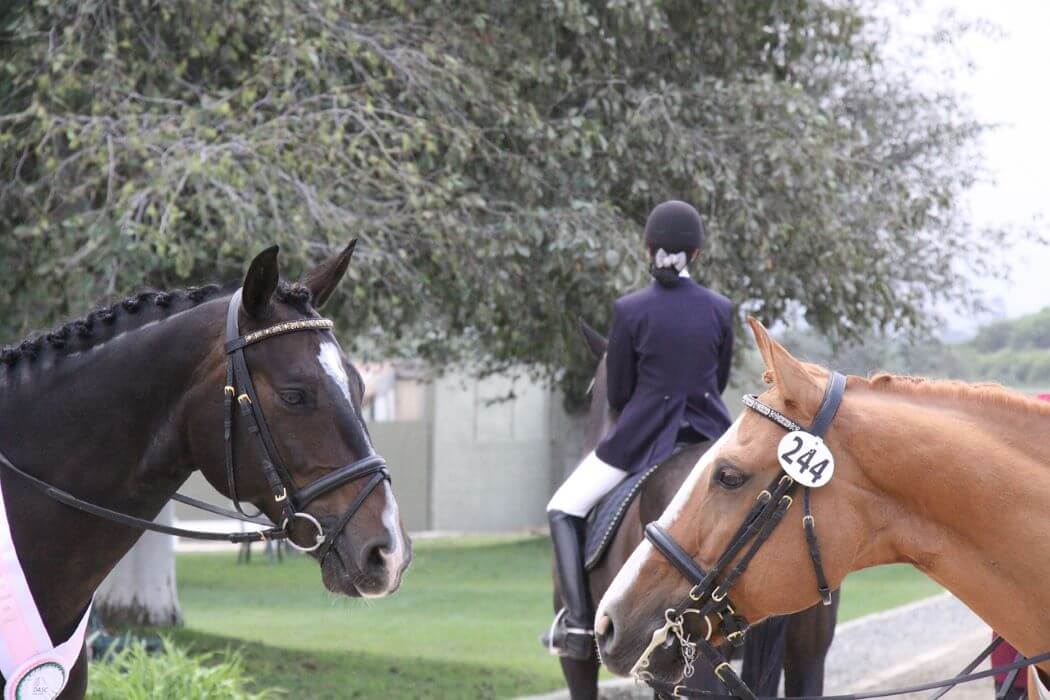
546, 452, 627, 659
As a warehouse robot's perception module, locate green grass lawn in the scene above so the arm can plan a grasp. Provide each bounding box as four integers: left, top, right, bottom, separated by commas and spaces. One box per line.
146, 535, 941, 699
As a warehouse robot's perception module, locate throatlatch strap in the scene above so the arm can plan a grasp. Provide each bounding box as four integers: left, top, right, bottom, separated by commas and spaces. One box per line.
803, 488, 832, 606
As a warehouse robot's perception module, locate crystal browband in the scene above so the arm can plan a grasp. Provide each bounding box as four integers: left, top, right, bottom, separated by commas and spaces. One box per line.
225, 319, 334, 354
741, 394, 803, 432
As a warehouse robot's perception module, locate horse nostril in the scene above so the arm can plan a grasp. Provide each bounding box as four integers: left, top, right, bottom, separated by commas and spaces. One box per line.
357, 533, 393, 573
366, 543, 386, 571
596, 613, 616, 653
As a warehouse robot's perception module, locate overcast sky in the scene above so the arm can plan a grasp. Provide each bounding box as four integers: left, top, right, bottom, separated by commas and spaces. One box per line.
892, 1, 1050, 329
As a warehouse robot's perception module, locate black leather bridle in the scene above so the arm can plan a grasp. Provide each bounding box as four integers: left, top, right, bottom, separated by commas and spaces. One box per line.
0, 288, 390, 559
632, 373, 846, 699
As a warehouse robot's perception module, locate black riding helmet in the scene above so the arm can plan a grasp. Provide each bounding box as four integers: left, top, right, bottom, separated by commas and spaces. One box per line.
644, 200, 704, 285
644, 200, 705, 253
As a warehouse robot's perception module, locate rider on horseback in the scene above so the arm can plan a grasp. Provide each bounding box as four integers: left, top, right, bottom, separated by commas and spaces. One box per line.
545, 200, 736, 659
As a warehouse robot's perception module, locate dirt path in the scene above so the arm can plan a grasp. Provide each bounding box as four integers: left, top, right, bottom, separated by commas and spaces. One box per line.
519, 593, 996, 700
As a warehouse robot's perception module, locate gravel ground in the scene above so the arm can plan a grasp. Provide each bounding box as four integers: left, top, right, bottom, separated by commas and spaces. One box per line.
519, 593, 995, 700
826, 593, 992, 700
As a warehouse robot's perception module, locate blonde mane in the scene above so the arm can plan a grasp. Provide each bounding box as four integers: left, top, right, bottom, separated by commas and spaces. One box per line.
863, 371, 1050, 416
762, 364, 1050, 417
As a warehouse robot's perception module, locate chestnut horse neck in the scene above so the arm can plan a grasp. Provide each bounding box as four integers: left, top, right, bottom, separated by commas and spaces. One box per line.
837, 377, 1050, 664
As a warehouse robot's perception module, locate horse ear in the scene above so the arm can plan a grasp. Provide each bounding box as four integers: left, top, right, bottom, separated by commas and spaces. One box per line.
242, 246, 280, 318
578, 318, 608, 359
747, 317, 777, 376
304, 239, 356, 309
747, 316, 821, 410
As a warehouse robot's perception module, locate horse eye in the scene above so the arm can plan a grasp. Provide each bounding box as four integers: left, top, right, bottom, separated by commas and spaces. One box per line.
716, 467, 746, 490
279, 389, 305, 406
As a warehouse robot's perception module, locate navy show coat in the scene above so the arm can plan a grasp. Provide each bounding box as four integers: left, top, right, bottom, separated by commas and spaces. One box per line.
595, 278, 734, 475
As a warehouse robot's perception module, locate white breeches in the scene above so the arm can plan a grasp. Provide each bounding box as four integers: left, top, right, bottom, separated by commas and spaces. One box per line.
546, 451, 628, 518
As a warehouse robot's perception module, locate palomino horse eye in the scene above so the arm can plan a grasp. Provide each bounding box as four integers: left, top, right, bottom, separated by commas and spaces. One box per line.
715, 467, 747, 490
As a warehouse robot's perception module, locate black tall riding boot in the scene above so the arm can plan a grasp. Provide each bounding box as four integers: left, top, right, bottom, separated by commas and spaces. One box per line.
546, 509, 595, 660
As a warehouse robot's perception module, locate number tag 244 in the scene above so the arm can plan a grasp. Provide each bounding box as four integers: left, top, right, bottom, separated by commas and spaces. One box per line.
777, 431, 835, 487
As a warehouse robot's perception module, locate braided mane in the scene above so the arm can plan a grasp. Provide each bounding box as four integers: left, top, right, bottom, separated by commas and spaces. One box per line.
1, 282, 313, 370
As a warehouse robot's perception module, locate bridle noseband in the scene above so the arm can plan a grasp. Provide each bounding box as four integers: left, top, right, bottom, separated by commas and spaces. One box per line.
633, 372, 846, 700
0, 289, 390, 560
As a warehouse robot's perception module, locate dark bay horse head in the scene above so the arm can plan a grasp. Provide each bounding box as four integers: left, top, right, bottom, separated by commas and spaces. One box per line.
186, 244, 412, 597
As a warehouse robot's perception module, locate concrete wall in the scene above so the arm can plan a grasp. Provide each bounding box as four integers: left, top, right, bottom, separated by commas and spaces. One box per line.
549, 394, 588, 486
429, 373, 556, 532
370, 420, 430, 531
174, 472, 231, 526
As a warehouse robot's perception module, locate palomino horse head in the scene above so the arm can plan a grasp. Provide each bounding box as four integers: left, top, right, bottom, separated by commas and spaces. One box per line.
596, 317, 865, 680
190, 243, 411, 598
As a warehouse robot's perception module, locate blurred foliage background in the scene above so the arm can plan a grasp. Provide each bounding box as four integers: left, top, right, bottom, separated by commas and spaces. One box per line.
0, 0, 1006, 403
781, 306, 1050, 391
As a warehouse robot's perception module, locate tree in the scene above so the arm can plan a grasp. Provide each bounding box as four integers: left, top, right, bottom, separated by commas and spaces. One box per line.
1, 0, 1003, 406
95, 504, 182, 627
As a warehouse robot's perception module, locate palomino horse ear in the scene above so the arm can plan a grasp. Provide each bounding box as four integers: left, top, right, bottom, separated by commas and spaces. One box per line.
747, 316, 777, 376
242, 245, 280, 318
304, 239, 357, 309
578, 318, 608, 359
747, 316, 822, 410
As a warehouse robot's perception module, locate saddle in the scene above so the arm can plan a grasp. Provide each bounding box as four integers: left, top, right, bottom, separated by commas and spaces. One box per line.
583, 465, 659, 571
583, 442, 697, 571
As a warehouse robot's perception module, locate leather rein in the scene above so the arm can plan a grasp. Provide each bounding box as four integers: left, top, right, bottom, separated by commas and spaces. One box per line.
0, 288, 389, 559
635, 372, 1050, 699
